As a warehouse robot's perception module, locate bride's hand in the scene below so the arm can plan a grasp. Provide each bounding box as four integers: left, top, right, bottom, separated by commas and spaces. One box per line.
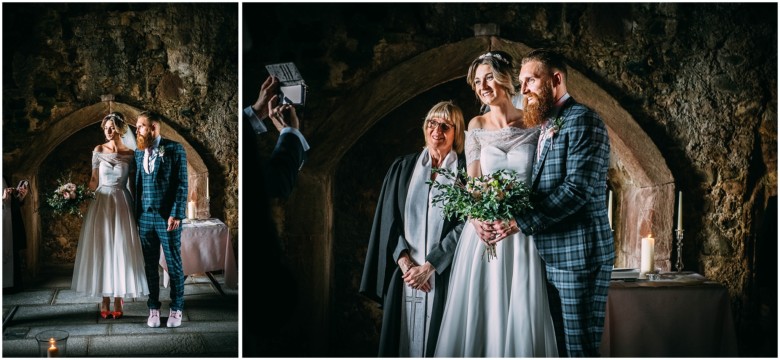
470, 218, 496, 244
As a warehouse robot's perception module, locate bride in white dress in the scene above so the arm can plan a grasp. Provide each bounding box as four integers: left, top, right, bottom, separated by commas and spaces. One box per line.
434, 51, 558, 357
71, 112, 149, 319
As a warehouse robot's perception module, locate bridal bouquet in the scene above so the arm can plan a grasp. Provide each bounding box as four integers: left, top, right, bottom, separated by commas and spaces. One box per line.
45, 174, 94, 217
427, 168, 534, 261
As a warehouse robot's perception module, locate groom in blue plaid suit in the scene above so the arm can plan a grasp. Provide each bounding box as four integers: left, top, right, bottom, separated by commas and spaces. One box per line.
485, 49, 614, 356
134, 111, 188, 328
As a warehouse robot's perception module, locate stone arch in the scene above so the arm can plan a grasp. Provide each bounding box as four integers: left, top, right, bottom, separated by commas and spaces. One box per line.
13, 100, 210, 276
287, 36, 674, 352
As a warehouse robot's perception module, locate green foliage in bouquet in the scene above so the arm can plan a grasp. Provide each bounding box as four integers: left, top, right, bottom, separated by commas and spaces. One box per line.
427, 168, 534, 222
427, 168, 534, 261
45, 174, 95, 217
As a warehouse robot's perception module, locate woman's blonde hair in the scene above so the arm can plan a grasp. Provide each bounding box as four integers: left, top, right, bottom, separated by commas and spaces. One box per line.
422, 100, 466, 154
101, 112, 128, 135
466, 50, 517, 103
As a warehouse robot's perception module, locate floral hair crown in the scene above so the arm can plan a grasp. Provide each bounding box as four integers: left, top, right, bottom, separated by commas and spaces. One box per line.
478, 52, 510, 65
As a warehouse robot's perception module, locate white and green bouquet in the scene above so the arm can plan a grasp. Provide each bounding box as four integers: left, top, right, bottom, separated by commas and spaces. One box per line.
46, 174, 94, 217
427, 168, 534, 261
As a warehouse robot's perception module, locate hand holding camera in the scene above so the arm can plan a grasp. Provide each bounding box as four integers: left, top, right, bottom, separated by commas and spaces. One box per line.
3, 180, 29, 202
267, 96, 300, 132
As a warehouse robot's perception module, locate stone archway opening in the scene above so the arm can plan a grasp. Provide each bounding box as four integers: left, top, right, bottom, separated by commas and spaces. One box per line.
12, 100, 211, 276
281, 35, 676, 353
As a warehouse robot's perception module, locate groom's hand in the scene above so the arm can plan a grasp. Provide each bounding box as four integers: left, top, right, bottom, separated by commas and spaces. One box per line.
167, 216, 181, 231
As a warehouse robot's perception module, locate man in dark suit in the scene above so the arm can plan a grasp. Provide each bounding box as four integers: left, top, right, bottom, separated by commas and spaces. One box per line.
134, 111, 188, 328
3, 179, 29, 293
244, 76, 309, 199
242, 75, 309, 356
485, 49, 614, 357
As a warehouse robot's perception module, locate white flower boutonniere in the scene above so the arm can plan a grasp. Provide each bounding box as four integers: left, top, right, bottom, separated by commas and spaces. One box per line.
542, 116, 565, 148
158, 145, 166, 163
550, 116, 564, 134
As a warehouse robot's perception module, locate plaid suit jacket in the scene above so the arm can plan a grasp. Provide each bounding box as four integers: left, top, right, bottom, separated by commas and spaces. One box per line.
134, 138, 188, 220
516, 97, 614, 270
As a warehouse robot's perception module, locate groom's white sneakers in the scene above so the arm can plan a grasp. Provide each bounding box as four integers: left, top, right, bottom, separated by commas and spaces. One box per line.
147, 309, 183, 328
167, 309, 183, 328
147, 309, 161, 328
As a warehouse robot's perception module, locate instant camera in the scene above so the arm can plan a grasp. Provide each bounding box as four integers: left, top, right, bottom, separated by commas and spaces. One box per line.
265, 62, 307, 108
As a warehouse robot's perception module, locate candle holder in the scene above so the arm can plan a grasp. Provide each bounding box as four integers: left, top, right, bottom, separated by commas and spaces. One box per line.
35, 330, 68, 357
675, 229, 684, 272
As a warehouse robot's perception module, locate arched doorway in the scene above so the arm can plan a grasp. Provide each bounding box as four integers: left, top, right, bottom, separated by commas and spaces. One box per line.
11, 100, 210, 276
280, 36, 675, 353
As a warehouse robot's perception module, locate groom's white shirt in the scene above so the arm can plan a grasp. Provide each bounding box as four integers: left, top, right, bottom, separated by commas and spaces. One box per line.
537, 92, 571, 161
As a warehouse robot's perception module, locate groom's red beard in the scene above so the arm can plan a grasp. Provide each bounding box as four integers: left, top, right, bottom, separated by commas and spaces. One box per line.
523, 85, 554, 128
137, 133, 151, 150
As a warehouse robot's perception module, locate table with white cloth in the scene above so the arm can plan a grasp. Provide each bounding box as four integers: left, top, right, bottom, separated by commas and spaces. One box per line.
159, 218, 237, 293
600, 272, 738, 357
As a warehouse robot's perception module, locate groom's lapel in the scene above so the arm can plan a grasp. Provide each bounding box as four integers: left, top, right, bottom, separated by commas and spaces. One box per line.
152, 138, 167, 178
531, 145, 546, 187
531, 97, 577, 187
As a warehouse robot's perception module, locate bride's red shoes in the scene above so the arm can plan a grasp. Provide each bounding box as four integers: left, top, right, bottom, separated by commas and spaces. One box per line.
111, 298, 124, 319
100, 299, 111, 319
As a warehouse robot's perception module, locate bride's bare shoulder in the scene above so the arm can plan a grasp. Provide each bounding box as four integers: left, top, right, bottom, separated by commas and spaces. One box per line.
468, 115, 486, 131
93, 144, 104, 153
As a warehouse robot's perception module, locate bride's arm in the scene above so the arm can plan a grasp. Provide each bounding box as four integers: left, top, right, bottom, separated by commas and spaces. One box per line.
464, 119, 493, 241
88, 147, 101, 191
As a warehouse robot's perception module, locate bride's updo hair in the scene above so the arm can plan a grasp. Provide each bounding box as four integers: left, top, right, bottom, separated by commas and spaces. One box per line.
101, 112, 128, 135
466, 50, 518, 99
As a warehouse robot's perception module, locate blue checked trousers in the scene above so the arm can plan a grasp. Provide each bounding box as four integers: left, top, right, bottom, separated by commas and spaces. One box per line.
545, 263, 612, 357
139, 211, 184, 311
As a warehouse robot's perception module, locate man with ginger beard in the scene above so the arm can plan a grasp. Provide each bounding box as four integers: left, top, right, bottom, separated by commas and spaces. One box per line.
134, 110, 188, 329
485, 49, 614, 357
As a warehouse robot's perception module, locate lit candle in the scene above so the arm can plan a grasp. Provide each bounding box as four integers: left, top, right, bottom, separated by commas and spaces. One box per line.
607, 190, 613, 229
47, 338, 59, 357
206, 176, 209, 199
677, 191, 683, 231
640, 235, 655, 275
188, 201, 197, 220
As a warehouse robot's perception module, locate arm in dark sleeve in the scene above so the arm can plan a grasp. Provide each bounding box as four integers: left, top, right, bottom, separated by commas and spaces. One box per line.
171, 143, 188, 219
426, 220, 464, 274
263, 133, 306, 199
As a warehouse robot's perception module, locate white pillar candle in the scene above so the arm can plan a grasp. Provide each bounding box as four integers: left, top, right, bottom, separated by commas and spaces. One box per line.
640, 236, 655, 275
607, 190, 613, 229
677, 191, 683, 230
47, 339, 58, 358
188, 201, 197, 220
206, 176, 209, 199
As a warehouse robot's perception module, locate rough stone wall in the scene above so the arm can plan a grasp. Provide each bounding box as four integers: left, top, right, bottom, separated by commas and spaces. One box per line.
3, 4, 238, 266
245, 3, 776, 356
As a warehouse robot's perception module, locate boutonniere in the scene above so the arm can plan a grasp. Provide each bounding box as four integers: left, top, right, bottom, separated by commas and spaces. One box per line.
541, 116, 565, 148
158, 145, 166, 162
550, 116, 564, 134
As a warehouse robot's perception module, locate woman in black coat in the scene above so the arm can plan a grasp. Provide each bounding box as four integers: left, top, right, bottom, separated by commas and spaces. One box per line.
360, 100, 467, 357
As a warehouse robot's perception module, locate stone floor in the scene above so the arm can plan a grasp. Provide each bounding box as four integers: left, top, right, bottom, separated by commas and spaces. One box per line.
1, 268, 238, 357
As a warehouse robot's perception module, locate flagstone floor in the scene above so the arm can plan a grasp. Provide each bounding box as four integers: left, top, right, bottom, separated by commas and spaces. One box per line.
2, 268, 238, 357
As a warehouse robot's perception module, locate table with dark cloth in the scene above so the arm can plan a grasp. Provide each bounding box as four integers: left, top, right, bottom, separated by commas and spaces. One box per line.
600, 273, 738, 357
159, 218, 237, 291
